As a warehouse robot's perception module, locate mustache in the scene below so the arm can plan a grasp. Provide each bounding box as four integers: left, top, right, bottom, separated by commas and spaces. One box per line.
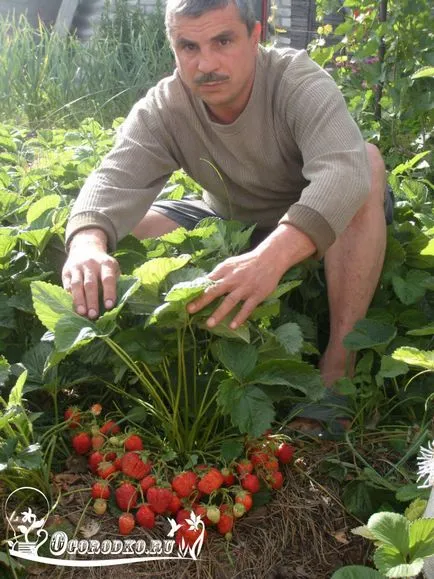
194, 72, 230, 85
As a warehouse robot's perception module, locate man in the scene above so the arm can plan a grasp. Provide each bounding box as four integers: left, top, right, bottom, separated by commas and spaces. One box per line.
63, 0, 390, 425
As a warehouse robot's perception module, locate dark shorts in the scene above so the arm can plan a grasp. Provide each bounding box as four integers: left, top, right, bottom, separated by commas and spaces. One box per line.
151, 186, 395, 244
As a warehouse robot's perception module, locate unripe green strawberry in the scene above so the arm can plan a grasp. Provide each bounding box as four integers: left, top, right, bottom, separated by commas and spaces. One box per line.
206, 505, 221, 524
233, 503, 246, 518
93, 499, 107, 515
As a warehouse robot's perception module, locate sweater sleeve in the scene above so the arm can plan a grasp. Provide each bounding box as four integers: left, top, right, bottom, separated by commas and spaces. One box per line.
277, 51, 371, 258
65, 92, 179, 251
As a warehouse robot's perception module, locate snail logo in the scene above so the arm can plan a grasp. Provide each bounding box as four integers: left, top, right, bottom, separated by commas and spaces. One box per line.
5, 487, 205, 567
5, 487, 49, 557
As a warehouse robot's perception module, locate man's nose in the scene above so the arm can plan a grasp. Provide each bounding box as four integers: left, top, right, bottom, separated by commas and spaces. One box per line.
197, 49, 218, 74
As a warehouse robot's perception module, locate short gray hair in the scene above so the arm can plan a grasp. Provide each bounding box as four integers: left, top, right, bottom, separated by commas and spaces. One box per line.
165, 0, 257, 36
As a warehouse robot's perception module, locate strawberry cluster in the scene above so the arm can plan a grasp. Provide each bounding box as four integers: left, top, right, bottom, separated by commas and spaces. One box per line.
65, 406, 295, 543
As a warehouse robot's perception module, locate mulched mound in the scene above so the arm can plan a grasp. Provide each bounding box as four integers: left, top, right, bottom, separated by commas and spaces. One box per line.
1, 441, 369, 579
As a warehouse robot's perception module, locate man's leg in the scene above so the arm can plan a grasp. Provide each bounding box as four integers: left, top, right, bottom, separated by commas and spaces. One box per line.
320, 143, 388, 387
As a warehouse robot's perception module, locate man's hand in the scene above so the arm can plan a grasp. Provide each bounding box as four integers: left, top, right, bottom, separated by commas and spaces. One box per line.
62, 229, 120, 319
187, 223, 316, 328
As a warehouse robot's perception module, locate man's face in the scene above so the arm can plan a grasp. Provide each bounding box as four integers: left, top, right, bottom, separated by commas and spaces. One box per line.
168, 3, 261, 123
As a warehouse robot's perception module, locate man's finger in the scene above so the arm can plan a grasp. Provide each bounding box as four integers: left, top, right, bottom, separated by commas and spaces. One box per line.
187, 280, 226, 313
228, 297, 260, 329
62, 269, 72, 293
206, 291, 243, 328
83, 265, 100, 319
100, 260, 119, 309
70, 268, 87, 316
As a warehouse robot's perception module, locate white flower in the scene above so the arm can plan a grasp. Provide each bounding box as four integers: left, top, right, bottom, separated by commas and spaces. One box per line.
416, 440, 434, 489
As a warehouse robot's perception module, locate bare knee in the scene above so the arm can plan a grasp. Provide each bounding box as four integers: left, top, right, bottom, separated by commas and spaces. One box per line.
365, 142, 386, 202
132, 209, 180, 239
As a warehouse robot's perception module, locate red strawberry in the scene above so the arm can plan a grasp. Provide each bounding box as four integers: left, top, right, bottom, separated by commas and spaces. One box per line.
93, 498, 107, 515
167, 493, 182, 515
115, 482, 138, 511
64, 406, 81, 428
277, 443, 295, 464
268, 470, 284, 490
236, 459, 253, 477
193, 504, 211, 526
124, 434, 143, 451
97, 461, 117, 480
91, 434, 105, 450
176, 526, 207, 547
91, 480, 111, 499
136, 504, 155, 529
176, 509, 191, 525
114, 455, 123, 471
88, 451, 105, 473
104, 451, 117, 462
147, 486, 173, 514
72, 432, 91, 455
264, 457, 279, 472
221, 467, 236, 486
121, 452, 151, 480
171, 471, 198, 498
217, 512, 234, 535
250, 451, 269, 467
119, 512, 135, 535
139, 475, 156, 493
235, 490, 253, 512
241, 474, 261, 494
100, 420, 120, 436
197, 468, 224, 495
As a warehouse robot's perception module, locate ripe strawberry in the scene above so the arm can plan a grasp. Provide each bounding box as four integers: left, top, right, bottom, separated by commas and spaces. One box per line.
217, 512, 234, 535
235, 490, 253, 512
233, 503, 246, 518
119, 512, 135, 536
124, 434, 143, 452
264, 456, 279, 472
88, 451, 105, 473
193, 504, 211, 526
221, 467, 236, 486
171, 471, 198, 498
115, 482, 138, 511
250, 451, 269, 468
206, 505, 220, 524
176, 509, 191, 525
197, 468, 224, 495
146, 486, 173, 514
100, 420, 120, 436
64, 406, 81, 428
241, 474, 261, 494
114, 454, 123, 471
90, 403, 102, 416
236, 459, 253, 477
121, 452, 151, 480
97, 461, 117, 480
277, 442, 295, 464
268, 470, 284, 490
176, 526, 207, 547
93, 498, 107, 515
167, 493, 182, 515
136, 504, 155, 529
91, 434, 105, 450
72, 432, 91, 455
139, 475, 156, 493
91, 480, 111, 500
104, 451, 117, 461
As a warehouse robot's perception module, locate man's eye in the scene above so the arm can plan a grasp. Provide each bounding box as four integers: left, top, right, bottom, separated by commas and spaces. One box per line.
183, 44, 197, 52
219, 38, 231, 46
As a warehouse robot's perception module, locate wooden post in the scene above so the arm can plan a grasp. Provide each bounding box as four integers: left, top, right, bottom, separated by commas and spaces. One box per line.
54, 0, 80, 36
374, 0, 388, 121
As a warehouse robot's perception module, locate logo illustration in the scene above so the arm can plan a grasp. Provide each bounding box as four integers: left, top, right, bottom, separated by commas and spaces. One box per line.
5, 487, 205, 567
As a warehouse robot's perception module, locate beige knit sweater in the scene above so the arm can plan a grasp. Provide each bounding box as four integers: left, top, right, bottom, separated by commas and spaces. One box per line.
65, 45, 371, 257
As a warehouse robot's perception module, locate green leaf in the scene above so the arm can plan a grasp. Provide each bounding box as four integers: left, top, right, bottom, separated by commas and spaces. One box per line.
378, 356, 409, 378
198, 316, 250, 343
343, 481, 376, 520
249, 299, 280, 321
405, 498, 428, 521
411, 66, 434, 79
0, 356, 10, 388
31, 281, 75, 332
367, 512, 410, 554
392, 270, 432, 305
343, 320, 396, 351
54, 317, 98, 352
374, 544, 421, 577
133, 255, 191, 297
409, 518, 434, 560
268, 280, 303, 299
272, 322, 303, 355
220, 439, 244, 462
214, 341, 258, 380
8, 370, 28, 408
392, 151, 430, 175
14, 443, 43, 470
217, 382, 275, 437
0, 294, 15, 329
26, 194, 60, 225
392, 347, 434, 371
95, 275, 140, 333
331, 566, 385, 579
407, 323, 434, 336
247, 359, 324, 401
396, 484, 430, 503
164, 277, 212, 303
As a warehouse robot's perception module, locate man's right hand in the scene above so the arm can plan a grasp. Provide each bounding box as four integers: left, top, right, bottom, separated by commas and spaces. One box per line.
62, 228, 120, 319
